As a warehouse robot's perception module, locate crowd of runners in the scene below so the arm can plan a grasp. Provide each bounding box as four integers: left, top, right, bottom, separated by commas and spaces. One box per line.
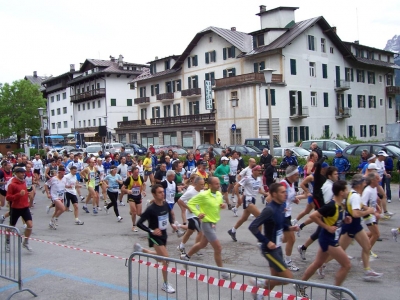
1, 144, 399, 299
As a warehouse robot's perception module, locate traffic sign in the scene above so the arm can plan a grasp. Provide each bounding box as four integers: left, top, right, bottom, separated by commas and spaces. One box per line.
231, 124, 236, 131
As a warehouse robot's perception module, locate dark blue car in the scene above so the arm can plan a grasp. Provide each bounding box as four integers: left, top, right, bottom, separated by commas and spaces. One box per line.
125, 143, 147, 155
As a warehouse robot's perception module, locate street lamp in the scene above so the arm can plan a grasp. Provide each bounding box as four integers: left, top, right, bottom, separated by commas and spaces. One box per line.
230, 97, 239, 145
37, 107, 45, 149
262, 68, 276, 154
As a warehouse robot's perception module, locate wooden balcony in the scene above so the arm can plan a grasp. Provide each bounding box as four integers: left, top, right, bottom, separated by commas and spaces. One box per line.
46, 81, 67, 93
134, 97, 150, 105
335, 107, 351, 119
289, 106, 309, 119
150, 113, 215, 125
70, 88, 106, 103
71, 126, 99, 133
386, 86, 400, 95
215, 72, 283, 89
117, 119, 146, 128
156, 92, 174, 101
334, 80, 351, 92
181, 88, 201, 97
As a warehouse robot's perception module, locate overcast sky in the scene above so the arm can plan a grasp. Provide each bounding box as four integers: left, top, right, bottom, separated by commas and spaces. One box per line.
1, 0, 399, 84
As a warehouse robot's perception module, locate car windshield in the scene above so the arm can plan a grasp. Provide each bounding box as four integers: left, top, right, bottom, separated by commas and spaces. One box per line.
385, 145, 400, 156
335, 140, 350, 149
86, 146, 102, 152
125, 147, 134, 153
245, 145, 260, 153
293, 147, 311, 156
112, 143, 123, 148
134, 144, 145, 148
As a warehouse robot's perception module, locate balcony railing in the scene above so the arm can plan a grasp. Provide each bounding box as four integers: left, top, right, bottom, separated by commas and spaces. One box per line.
70, 88, 106, 102
181, 88, 201, 97
289, 106, 309, 119
46, 81, 67, 93
134, 97, 150, 105
156, 92, 174, 101
150, 113, 215, 125
117, 119, 146, 128
215, 72, 283, 88
386, 86, 400, 95
334, 80, 351, 91
335, 107, 351, 119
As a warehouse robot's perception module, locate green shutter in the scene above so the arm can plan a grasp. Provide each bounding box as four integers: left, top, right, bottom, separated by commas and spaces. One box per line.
151, 85, 154, 96
341, 94, 345, 108
294, 127, 299, 142
260, 61, 265, 70
254, 63, 258, 73
187, 57, 191, 68
348, 94, 352, 108
177, 80, 181, 91
231, 68, 236, 76
212, 50, 216, 62
111, 99, 116, 106
324, 93, 328, 107
305, 126, 309, 140
205, 52, 209, 64
287, 127, 293, 143
300, 126, 305, 141
231, 46, 235, 58
290, 59, 296, 75
324, 125, 329, 138
194, 75, 198, 88
155, 84, 159, 95
253, 37, 257, 49
223, 48, 227, 60
271, 89, 276, 105
358, 95, 361, 108
350, 69, 354, 82
194, 101, 199, 114
211, 72, 215, 85
322, 64, 327, 78
223, 70, 227, 78
205, 73, 209, 81
193, 55, 198, 66
127, 99, 132, 106
188, 77, 191, 89
374, 96, 376, 108
172, 81, 176, 93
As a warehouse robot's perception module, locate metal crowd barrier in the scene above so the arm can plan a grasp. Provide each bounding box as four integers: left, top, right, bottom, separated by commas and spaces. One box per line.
0, 224, 37, 300
126, 252, 357, 300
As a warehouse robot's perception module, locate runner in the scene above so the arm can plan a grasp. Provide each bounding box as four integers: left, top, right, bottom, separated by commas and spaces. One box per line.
66, 154, 85, 201
195, 160, 209, 190
227, 151, 239, 208
122, 166, 146, 231
101, 156, 112, 204
234, 158, 257, 213
80, 159, 99, 215
143, 152, 154, 187
117, 157, 128, 206
45, 166, 67, 229
32, 153, 43, 189
134, 184, 178, 294
25, 163, 37, 209
0, 161, 13, 214
213, 156, 230, 210
103, 165, 123, 222
95, 158, 104, 211
64, 166, 84, 225
172, 161, 187, 226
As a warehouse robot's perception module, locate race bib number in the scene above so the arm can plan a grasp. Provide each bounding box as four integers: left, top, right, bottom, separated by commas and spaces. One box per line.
334, 227, 342, 241
89, 172, 95, 179
252, 180, 260, 191
26, 177, 32, 189
273, 172, 277, 179
223, 175, 229, 183
276, 229, 283, 247
158, 214, 168, 230
132, 187, 140, 196
111, 184, 119, 192
57, 190, 64, 199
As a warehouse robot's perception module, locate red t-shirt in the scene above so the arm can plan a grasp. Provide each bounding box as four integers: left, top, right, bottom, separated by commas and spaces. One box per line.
7, 178, 30, 209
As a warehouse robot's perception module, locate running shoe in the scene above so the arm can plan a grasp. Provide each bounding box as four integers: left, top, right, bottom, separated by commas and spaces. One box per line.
119, 202, 125, 206
221, 272, 235, 280
286, 260, 299, 271
132, 226, 138, 232
104, 206, 109, 214
297, 245, 306, 260
54, 218, 59, 226
370, 250, 378, 258
317, 264, 326, 279
232, 206, 238, 217
363, 269, 383, 280
176, 229, 185, 238
97, 206, 102, 211
83, 206, 89, 213
117, 216, 123, 222
93, 208, 98, 215
22, 241, 33, 252
180, 254, 190, 261
75, 220, 84, 225
387, 199, 391, 203
133, 243, 143, 253
0, 215, 5, 224
228, 229, 237, 242
293, 284, 308, 298
68, 208, 73, 212
177, 245, 186, 255
384, 211, 395, 216
330, 290, 349, 300
80, 196, 85, 202
46, 206, 50, 214
391, 228, 399, 242
49, 221, 56, 230
227, 204, 232, 210
161, 282, 175, 294
249, 277, 265, 299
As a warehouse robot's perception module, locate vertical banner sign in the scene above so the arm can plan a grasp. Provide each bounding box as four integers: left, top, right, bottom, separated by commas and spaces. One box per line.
204, 80, 213, 110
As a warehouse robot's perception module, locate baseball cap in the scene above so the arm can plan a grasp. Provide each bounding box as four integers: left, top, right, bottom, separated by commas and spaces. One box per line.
252, 165, 261, 171
221, 156, 229, 161
335, 149, 343, 154
14, 167, 25, 173
321, 162, 329, 168
367, 163, 378, 170
377, 150, 388, 157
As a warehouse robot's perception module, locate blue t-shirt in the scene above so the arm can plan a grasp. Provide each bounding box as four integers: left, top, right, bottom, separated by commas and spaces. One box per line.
104, 174, 122, 192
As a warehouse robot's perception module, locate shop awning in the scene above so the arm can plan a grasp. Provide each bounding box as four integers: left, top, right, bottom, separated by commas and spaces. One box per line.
67, 134, 75, 138
84, 132, 97, 138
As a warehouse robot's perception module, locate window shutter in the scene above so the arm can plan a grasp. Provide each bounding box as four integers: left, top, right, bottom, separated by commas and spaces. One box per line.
300, 126, 305, 141
177, 80, 181, 91
188, 77, 191, 89
374, 96, 376, 108
290, 59, 296, 75
271, 89, 276, 105
260, 61, 265, 71
211, 72, 215, 85
172, 81, 176, 93
223, 69, 227, 78
287, 127, 293, 143
231, 46, 235, 58
205, 73, 209, 81
195, 101, 200, 114
223, 48, 227, 60
357, 95, 361, 108
193, 55, 198, 66
253, 37, 257, 49
254, 63, 258, 73
324, 92, 328, 107
294, 127, 299, 142
348, 94, 352, 108
265, 89, 269, 105
205, 52, 209, 64
189, 102, 193, 114
155, 84, 159, 95
341, 94, 345, 108
212, 50, 216, 62
305, 127, 309, 140
194, 75, 198, 88
127, 99, 132, 106
231, 68, 236, 76
322, 64, 327, 78
373, 73, 375, 84
187, 57, 191, 68
350, 69, 354, 82
151, 85, 154, 96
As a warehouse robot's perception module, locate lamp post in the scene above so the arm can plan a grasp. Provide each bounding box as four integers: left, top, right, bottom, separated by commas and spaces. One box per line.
37, 107, 45, 149
103, 116, 108, 145
262, 68, 276, 155
230, 97, 239, 145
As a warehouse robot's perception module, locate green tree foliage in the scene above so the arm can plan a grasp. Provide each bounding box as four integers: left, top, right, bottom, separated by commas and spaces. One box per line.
0, 80, 46, 145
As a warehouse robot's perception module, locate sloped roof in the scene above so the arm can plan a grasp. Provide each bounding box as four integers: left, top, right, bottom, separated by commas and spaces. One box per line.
354, 57, 400, 69
24, 75, 47, 86
129, 68, 181, 83
147, 55, 180, 64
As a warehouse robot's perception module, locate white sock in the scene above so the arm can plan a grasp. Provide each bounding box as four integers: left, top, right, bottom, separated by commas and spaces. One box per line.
180, 242, 185, 248
286, 256, 291, 263
231, 227, 236, 233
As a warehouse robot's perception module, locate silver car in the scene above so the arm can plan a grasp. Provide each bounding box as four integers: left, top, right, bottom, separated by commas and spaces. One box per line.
273, 147, 311, 158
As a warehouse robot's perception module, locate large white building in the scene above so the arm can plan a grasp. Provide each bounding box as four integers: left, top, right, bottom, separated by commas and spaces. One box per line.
115, 5, 400, 148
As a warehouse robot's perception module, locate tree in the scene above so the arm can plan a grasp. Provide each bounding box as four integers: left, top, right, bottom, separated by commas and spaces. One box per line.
0, 80, 46, 145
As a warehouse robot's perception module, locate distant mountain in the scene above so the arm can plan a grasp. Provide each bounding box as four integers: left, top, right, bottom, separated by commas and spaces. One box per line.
384, 35, 400, 53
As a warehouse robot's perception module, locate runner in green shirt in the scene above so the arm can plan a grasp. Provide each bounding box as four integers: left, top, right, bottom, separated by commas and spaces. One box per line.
213, 156, 232, 209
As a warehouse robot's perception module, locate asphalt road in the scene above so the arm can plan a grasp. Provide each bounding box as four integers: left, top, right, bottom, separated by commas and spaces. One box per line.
1, 180, 400, 300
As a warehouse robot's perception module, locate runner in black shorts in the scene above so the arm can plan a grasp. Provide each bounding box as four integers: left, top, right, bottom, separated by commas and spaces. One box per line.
248, 183, 300, 297
135, 184, 178, 294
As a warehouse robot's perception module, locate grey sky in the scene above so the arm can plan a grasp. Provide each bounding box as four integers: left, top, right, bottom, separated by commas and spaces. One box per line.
1, 0, 399, 84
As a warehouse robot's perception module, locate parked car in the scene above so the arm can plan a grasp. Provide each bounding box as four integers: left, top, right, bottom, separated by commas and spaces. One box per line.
104, 143, 124, 154
227, 145, 262, 157
125, 147, 134, 155
244, 137, 281, 151
57, 146, 75, 153
124, 143, 147, 155
273, 147, 311, 158
343, 143, 400, 159
155, 146, 188, 156
299, 140, 350, 158
196, 144, 220, 150
198, 147, 224, 157
69, 148, 84, 155
85, 145, 102, 157
385, 140, 400, 147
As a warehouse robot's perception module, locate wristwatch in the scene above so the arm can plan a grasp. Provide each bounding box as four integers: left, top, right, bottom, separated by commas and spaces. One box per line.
150, 229, 154, 233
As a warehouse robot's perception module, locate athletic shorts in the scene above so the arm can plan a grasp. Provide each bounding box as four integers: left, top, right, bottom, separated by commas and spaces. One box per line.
243, 196, 256, 209
307, 195, 314, 204
262, 247, 287, 272
364, 214, 377, 225
33, 169, 41, 175
229, 175, 236, 184
221, 184, 228, 193
95, 185, 99, 193
87, 181, 95, 189
284, 216, 291, 231
65, 192, 78, 205
10, 207, 32, 226
318, 237, 339, 252
188, 217, 200, 231
148, 234, 167, 248
201, 222, 217, 242
0, 189, 6, 197
167, 202, 175, 210
341, 222, 363, 238
144, 170, 152, 176
127, 196, 142, 204
27, 188, 33, 193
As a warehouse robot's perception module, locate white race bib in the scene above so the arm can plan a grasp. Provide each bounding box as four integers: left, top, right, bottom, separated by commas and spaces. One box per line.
276, 229, 283, 248
334, 227, 342, 241
223, 175, 229, 183
158, 214, 168, 230
132, 187, 140, 196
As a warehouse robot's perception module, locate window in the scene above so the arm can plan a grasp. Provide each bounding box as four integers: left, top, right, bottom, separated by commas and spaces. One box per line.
205, 50, 216, 64
299, 126, 310, 141
330, 47, 334, 54
139, 87, 146, 97
165, 60, 170, 70
173, 80, 181, 91
52, 123, 55, 129
87, 102, 90, 110
187, 55, 198, 68
165, 81, 173, 93
322, 64, 328, 78
91, 84, 95, 90
368, 96, 376, 108
189, 101, 200, 115
57, 108, 61, 115
287, 127, 299, 143
187, 76, 198, 89
369, 125, 377, 137
93, 119, 96, 126
98, 118, 101, 126
223, 46, 236, 60
310, 92, 317, 106
254, 61, 265, 73
173, 104, 181, 116
141, 108, 147, 120
57, 94, 60, 101
356, 69, 365, 82
323, 92, 329, 107
223, 68, 236, 78
63, 107, 67, 114
182, 131, 194, 148
92, 101, 95, 109
253, 34, 264, 48
209, 36, 212, 43
82, 103, 85, 110
380, 98, 383, 106
78, 121, 81, 128
62, 92, 66, 100
230, 128, 242, 144
348, 126, 354, 137
163, 105, 171, 117
381, 126, 384, 134
358, 95, 365, 108
309, 62, 316, 77
127, 99, 132, 106
151, 84, 159, 96
205, 72, 215, 85
63, 121, 68, 128
387, 74, 393, 86
345, 68, 353, 82
83, 120, 86, 127
265, 89, 276, 106
51, 109, 55, 116
308, 35, 316, 51
152, 106, 160, 118
379, 75, 383, 83
122, 116, 128, 122
389, 97, 393, 109
150, 63, 157, 74
347, 94, 352, 108
88, 120, 90, 126
51, 96, 54, 103
323, 125, 330, 138
96, 83, 100, 89
321, 38, 326, 53
290, 59, 296, 75
86, 86, 89, 92
367, 72, 375, 84
111, 99, 116, 106
78, 104, 81, 111
98, 100, 101, 108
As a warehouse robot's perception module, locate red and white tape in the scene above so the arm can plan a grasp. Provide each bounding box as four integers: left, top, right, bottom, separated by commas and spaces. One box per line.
0, 230, 308, 299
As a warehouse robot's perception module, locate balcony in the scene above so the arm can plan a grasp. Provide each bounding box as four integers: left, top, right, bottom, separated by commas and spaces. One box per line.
156, 92, 174, 101
289, 106, 309, 119
117, 119, 146, 128
215, 72, 283, 89
335, 107, 351, 119
134, 97, 150, 105
70, 88, 106, 103
181, 88, 201, 97
46, 81, 67, 93
334, 80, 351, 92
150, 113, 215, 125
386, 86, 400, 95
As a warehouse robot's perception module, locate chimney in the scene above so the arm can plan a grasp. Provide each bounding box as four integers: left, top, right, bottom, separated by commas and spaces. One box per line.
70, 64, 75, 72
260, 5, 266, 13
110, 55, 115, 62
231, 27, 236, 31
331, 26, 337, 34
33, 71, 37, 77
155, 56, 158, 60
80, 63, 83, 69
118, 54, 124, 67
354, 40, 359, 44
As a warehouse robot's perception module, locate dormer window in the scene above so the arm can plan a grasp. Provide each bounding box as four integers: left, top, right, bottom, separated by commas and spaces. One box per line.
253, 34, 264, 48
187, 55, 198, 68
150, 64, 157, 74
165, 60, 170, 70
